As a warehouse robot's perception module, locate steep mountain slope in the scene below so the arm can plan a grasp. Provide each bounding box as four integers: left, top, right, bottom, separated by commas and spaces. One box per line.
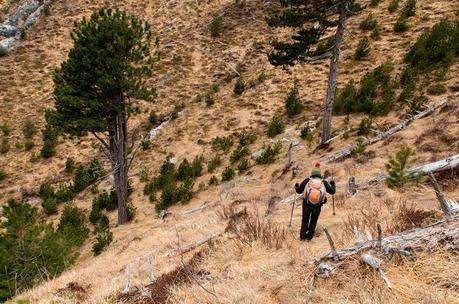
1, 0, 458, 303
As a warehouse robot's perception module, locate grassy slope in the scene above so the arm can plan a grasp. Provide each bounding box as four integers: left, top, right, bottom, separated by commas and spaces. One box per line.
0, 0, 458, 303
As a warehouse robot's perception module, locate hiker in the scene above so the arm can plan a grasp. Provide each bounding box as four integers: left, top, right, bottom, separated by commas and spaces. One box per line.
294, 162, 336, 241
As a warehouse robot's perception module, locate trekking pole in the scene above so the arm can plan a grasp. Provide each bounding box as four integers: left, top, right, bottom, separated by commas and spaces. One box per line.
332, 192, 336, 216
289, 192, 297, 228
331, 167, 336, 216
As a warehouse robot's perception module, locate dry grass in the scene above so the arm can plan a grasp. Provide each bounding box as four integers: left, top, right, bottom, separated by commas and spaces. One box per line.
56, 282, 89, 303
3, 0, 459, 303
386, 201, 438, 234
344, 204, 383, 236
434, 168, 459, 191
225, 208, 287, 250
306, 251, 459, 304
344, 198, 439, 238
118, 250, 206, 304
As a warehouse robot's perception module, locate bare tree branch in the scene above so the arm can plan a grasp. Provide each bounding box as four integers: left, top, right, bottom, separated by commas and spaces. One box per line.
91, 131, 110, 153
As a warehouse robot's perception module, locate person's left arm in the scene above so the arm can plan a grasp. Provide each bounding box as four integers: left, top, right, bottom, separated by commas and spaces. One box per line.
324, 179, 336, 195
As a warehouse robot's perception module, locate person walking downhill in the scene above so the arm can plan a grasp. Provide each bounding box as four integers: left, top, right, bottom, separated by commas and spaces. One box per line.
294, 162, 336, 241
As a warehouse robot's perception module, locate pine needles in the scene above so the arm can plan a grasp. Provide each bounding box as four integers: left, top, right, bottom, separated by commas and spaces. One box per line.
385, 146, 419, 188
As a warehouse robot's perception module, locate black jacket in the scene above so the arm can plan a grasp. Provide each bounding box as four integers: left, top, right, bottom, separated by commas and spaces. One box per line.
295, 175, 336, 207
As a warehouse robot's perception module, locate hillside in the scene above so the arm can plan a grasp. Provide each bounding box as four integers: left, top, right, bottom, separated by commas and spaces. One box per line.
1, 0, 459, 303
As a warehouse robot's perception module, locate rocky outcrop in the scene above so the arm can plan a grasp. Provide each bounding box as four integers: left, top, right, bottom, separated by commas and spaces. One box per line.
0, 0, 52, 51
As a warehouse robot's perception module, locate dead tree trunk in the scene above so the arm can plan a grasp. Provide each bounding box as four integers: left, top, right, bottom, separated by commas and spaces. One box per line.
345, 176, 356, 197
321, 0, 347, 146
429, 173, 459, 219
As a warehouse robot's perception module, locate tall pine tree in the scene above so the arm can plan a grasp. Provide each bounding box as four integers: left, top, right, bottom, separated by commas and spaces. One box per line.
46, 8, 155, 224
267, 0, 361, 146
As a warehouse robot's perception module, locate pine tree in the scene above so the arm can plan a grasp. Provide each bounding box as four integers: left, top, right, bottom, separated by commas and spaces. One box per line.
46, 8, 155, 224
385, 146, 418, 188
285, 84, 303, 117
267, 0, 363, 146
0, 199, 76, 300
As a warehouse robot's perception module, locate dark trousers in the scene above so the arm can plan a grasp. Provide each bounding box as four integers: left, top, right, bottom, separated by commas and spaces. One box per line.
300, 203, 321, 240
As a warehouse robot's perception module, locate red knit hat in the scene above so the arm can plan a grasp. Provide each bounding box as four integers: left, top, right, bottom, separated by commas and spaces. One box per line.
311, 162, 321, 176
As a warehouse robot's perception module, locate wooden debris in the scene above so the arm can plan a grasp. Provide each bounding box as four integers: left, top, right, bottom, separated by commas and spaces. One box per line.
361, 253, 392, 288
429, 173, 453, 219
364, 226, 373, 241
313, 217, 458, 288
123, 266, 130, 293
377, 223, 382, 249
219, 177, 256, 200
316, 262, 337, 278
353, 225, 364, 245
162, 232, 223, 257
159, 210, 166, 220
321, 98, 449, 163
345, 176, 357, 197
181, 201, 212, 215
146, 256, 155, 283
316, 216, 459, 264
286, 142, 293, 168
445, 199, 459, 215
324, 228, 338, 259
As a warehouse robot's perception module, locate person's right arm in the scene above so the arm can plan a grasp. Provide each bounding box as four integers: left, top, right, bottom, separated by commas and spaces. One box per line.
295, 178, 309, 194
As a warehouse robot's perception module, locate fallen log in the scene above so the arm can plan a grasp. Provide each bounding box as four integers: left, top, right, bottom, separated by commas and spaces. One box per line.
321, 98, 450, 163
181, 201, 212, 216
219, 177, 257, 200
314, 216, 459, 286
428, 173, 459, 219
315, 216, 459, 265
162, 232, 223, 257
357, 153, 459, 189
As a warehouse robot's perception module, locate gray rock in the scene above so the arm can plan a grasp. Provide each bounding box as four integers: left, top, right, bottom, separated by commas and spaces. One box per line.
6, 0, 41, 26
251, 149, 264, 160
23, 5, 45, 30
0, 24, 17, 37
0, 37, 17, 49
159, 210, 166, 220
0, 0, 52, 49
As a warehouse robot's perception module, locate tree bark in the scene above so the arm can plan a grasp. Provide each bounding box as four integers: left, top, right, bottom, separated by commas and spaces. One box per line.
110, 95, 129, 225
321, 0, 347, 146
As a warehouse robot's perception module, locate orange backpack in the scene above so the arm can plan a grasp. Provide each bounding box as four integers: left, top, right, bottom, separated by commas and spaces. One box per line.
304, 178, 326, 205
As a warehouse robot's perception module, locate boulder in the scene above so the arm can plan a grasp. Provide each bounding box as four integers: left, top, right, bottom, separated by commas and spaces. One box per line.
0, 24, 17, 37
251, 149, 264, 160
0, 37, 17, 49
6, 0, 41, 26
